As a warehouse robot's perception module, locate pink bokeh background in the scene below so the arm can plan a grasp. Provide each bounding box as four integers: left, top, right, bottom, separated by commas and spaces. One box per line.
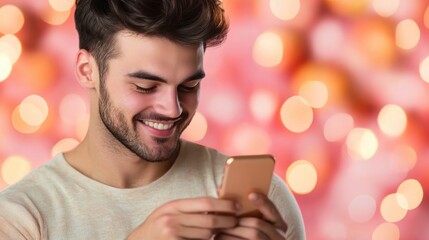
1, 0, 429, 239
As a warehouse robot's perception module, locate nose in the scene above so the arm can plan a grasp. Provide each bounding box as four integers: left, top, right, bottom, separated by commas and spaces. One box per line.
154, 87, 183, 118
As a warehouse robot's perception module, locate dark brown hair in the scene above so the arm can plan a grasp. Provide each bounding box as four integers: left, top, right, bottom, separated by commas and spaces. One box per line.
74, 0, 229, 78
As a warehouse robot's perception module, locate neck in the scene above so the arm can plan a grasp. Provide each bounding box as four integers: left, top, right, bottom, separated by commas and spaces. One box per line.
64, 133, 178, 189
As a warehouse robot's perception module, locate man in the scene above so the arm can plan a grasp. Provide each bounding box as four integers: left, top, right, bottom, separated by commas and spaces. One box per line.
0, 0, 305, 239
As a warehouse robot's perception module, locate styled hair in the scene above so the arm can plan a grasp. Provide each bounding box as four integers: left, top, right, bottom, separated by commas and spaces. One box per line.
74, 0, 229, 78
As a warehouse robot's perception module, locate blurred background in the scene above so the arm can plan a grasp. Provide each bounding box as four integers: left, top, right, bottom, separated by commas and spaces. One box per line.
0, 0, 428, 239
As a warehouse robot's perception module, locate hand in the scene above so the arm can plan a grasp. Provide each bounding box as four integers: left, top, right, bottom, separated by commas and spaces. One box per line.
127, 197, 239, 240
215, 193, 288, 240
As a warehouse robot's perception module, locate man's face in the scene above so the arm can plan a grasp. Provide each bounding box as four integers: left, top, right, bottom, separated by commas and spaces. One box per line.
97, 31, 204, 162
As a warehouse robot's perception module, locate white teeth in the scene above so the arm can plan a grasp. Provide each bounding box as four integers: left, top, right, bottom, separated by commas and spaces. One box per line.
143, 121, 174, 130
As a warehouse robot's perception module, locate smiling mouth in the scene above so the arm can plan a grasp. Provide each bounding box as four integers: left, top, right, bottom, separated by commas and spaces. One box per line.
142, 120, 175, 130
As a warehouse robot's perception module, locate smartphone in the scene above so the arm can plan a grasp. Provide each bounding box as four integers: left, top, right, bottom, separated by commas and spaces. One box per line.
218, 154, 275, 217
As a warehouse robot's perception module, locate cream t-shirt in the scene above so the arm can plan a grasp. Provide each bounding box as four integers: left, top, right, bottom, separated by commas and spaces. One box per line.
0, 140, 305, 239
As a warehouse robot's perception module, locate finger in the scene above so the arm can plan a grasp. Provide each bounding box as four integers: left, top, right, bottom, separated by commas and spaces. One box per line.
248, 193, 288, 232
238, 217, 285, 240
178, 213, 238, 229
166, 197, 240, 215
175, 225, 215, 239
214, 233, 243, 240
217, 226, 270, 240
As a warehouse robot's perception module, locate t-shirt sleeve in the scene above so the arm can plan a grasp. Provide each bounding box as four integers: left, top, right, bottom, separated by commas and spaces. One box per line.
268, 174, 306, 240
0, 199, 43, 240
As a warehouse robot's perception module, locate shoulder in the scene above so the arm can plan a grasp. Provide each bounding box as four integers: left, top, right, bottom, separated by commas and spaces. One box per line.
269, 174, 306, 240
180, 140, 229, 169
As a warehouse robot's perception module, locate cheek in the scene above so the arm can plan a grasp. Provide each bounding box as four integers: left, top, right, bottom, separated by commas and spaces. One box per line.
180, 93, 199, 111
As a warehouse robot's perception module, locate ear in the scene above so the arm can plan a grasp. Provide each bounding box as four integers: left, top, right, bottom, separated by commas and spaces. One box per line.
75, 49, 99, 89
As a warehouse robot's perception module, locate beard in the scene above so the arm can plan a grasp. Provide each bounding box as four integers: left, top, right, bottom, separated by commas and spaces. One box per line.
98, 82, 190, 162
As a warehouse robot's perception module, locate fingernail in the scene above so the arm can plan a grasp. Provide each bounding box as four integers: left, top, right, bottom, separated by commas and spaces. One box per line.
249, 193, 259, 201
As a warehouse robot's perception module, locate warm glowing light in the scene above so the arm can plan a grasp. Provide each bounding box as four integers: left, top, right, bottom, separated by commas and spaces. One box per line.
292, 63, 348, 106
348, 195, 376, 223
269, 0, 300, 21
298, 80, 328, 108
350, 18, 397, 67
48, 0, 75, 12
346, 128, 378, 160
372, 0, 399, 17
253, 31, 283, 67
324, 113, 354, 142
250, 89, 278, 123
396, 179, 423, 210
227, 124, 271, 155
396, 19, 420, 50
419, 56, 429, 83
19, 95, 49, 127
15, 52, 57, 91
182, 111, 208, 142
1, 156, 32, 185
380, 193, 407, 222
11, 106, 40, 134
377, 104, 407, 137
286, 160, 317, 194
0, 5, 25, 34
280, 96, 313, 133
324, 0, 370, 16
41, 8, 71, 26
0, 34, 22, 63
52, 138, 80, 157
0, 53, 12, 82
372, 223, 400, 240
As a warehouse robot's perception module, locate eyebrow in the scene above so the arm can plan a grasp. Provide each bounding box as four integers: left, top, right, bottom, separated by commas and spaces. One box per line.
127, 70, 206, 83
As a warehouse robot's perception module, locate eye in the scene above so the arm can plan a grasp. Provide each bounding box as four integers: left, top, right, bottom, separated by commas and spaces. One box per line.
135, 84, 156, 93
178, 80, 201, 92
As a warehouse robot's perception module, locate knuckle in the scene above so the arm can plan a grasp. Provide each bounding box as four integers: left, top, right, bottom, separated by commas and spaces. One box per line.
158, 214, 176, 227
201, 198, 215, 209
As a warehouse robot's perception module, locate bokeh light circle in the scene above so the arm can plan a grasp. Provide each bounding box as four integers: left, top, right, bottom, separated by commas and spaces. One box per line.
19, 95, 49, 127
0, 34, 22, 64
1, 156, 32, 185
346, 128, 378, 160
269, 0, 300, 21
0, 5, 25, 34
52, 138, 80, 157
0, 53, 12, 82
372, 222, 400, 240
419, 56, 429, 83
324, 113, 354, 142
380, 193, 408, 222
286, 160, 318, 194
182, 111, 208, 142
253, 31, 284, 67
280, 96, 313, 133
396, 179, 423, 210
396, 19, 420, 50
377, 104, 407, 137
372, 0, 399, 17
298, 80, 328, 108
48, 0, 75, 12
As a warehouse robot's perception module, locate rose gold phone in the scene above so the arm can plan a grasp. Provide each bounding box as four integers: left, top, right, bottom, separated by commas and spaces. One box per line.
218, 154, 275, 217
